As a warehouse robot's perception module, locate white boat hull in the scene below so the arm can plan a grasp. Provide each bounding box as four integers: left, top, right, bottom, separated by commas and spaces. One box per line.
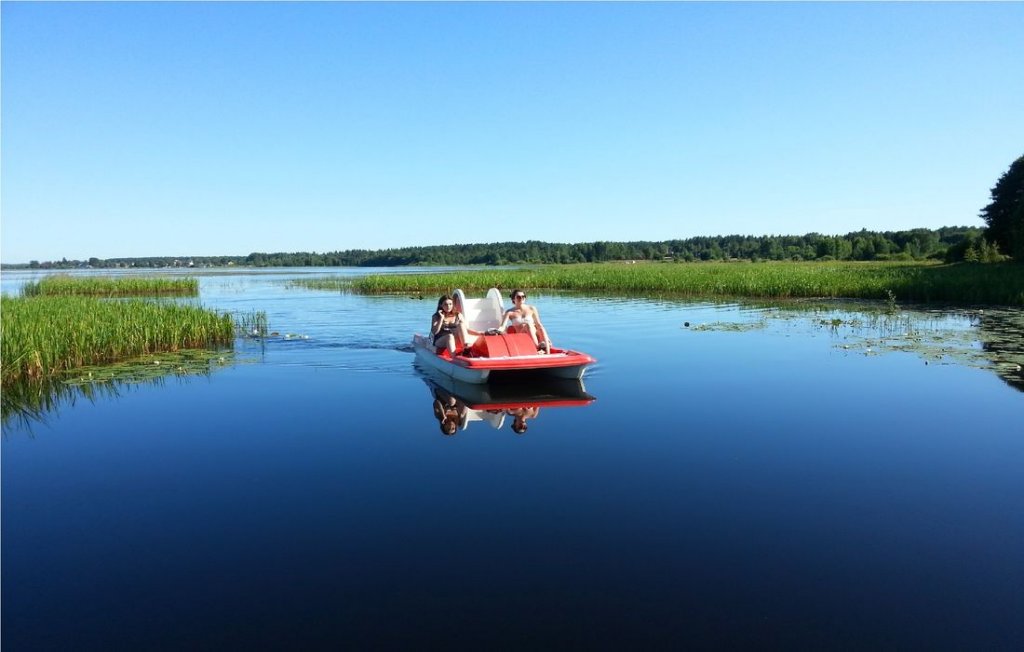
414, 334, 492, 383
413, 334, 593, 384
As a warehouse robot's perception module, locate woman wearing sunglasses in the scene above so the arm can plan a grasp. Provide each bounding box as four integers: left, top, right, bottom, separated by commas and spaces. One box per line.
497, 289, 551, 354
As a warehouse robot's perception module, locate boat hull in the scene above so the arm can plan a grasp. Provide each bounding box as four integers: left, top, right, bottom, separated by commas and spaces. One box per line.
413, 334, 595, 385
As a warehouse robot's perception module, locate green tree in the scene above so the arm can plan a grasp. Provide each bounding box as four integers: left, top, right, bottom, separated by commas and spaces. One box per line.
980, 154, 1024, 261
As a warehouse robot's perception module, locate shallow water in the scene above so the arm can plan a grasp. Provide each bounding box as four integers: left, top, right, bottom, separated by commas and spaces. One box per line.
3, 269, 1023, 649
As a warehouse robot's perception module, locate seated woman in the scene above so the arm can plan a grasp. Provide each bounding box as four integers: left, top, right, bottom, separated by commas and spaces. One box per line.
497, 289, 551, 354
431, 295, 470, 355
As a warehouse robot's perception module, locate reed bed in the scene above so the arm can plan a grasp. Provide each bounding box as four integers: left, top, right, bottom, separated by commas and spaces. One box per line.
22, 274, 199, 297
234, 310, 270, 337
292, 262, 1024, 306
1, 295, 236, 387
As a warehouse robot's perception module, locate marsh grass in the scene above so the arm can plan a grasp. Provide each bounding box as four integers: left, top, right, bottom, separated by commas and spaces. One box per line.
234, 310, 270, 337
0, 295, 248, 387
291, 261, 1024, 306
22, 274, 198, 297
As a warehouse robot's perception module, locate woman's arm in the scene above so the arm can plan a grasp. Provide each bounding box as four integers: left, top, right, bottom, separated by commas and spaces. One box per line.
497, 310, 511, 333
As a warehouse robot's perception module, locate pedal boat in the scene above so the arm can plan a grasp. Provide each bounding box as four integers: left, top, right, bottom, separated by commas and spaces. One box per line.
413, 288, 597, 384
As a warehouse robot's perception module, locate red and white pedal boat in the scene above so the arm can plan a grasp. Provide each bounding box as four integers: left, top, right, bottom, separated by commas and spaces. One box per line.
413, 288, 597, 384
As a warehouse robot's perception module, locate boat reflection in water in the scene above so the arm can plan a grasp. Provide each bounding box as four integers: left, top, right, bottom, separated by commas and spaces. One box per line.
424, 373, 596, 436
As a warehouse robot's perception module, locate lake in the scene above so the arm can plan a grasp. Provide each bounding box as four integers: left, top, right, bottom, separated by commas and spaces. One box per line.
2, 268, 1022, 650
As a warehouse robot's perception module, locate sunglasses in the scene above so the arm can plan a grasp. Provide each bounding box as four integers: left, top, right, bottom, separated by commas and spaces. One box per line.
513, 293, 526, 299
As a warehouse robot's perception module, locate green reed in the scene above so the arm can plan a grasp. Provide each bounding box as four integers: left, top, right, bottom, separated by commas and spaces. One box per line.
234, 310, 270, 337
22, 274, 199, 297
1, 295, 238, 387
292, 261, 1024, 306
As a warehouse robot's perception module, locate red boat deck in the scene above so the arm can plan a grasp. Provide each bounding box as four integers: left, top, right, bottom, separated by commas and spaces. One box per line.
434, 332, 595, 372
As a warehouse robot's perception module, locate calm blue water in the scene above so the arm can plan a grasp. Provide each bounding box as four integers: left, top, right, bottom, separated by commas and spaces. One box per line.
3, 269, 1023, 649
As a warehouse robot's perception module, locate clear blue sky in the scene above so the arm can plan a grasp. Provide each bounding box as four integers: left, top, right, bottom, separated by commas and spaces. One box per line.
2, 2, 1022, 263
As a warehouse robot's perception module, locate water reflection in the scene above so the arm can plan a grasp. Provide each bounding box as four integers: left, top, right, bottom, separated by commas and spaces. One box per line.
2, 377, 126, 432
431, 388, 471, 434
1, 351, 236, 432
688, 299, 1024, 393
423, 373, 596, 435
803, 305, 1024, 392
974, 308, 1024, 391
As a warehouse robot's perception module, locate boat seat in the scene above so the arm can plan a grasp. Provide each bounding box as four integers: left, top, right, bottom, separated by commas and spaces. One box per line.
453, 288, 505, 346
470, 332, 537, 358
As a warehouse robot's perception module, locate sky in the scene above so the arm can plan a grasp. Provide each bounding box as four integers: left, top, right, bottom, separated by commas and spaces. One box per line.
2, 2, 1022, 263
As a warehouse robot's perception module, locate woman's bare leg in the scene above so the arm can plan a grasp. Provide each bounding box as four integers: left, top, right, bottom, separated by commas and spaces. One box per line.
455, 322, 470, 352
535, 324, 551, 353
436, 333, 457, 354
519, 323, 540, 346
509, 324, 548, 353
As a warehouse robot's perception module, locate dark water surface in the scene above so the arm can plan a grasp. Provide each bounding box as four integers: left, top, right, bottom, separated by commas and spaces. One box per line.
3, 269, 1023, 650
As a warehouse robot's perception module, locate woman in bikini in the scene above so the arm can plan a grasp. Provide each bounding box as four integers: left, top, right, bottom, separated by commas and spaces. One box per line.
497, 289, 551, 354
431, 295, 470, 355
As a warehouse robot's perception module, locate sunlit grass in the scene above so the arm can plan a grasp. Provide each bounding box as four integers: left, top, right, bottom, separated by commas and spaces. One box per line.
290, 261, 1024, 305
22, 274, 198, 297
0, 295, 259, 387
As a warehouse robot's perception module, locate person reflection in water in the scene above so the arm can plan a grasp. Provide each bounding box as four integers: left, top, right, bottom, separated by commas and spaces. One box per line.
432, 389, 467, 436
506, 406, 540, 434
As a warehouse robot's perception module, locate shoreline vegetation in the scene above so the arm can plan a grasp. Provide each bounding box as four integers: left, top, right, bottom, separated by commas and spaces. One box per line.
1, 276, 265, 389
1, 226, 1002, 270
291, 261, 1024, 306
1, 295, 234, 387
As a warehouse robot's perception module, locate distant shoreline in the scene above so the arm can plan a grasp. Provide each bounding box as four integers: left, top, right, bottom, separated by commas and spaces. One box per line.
0, 225, 995, 269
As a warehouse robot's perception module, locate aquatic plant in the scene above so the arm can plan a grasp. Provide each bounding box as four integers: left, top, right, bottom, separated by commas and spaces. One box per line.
807, 306, 1024, 391
22, 274, 199, 297
291, 261, 1024, 306
0, 295, 244, 387
234, 310, 269, 337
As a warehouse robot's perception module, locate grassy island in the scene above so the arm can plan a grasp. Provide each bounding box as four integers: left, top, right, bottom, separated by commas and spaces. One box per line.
22, 274, 199, 297
1, 276, 261, 389
1, 295, 236, 387
293, 261, 1024, 306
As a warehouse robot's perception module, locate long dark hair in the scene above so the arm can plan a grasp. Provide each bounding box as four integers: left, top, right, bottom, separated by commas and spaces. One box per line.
436, 295, 453, 312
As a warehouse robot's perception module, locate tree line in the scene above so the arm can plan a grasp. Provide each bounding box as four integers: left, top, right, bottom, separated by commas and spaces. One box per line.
11, 226, 996, 269
8, 152, 1021, 270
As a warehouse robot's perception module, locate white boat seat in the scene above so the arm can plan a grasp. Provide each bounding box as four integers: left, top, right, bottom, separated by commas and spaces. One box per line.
453, 288, 505, 346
